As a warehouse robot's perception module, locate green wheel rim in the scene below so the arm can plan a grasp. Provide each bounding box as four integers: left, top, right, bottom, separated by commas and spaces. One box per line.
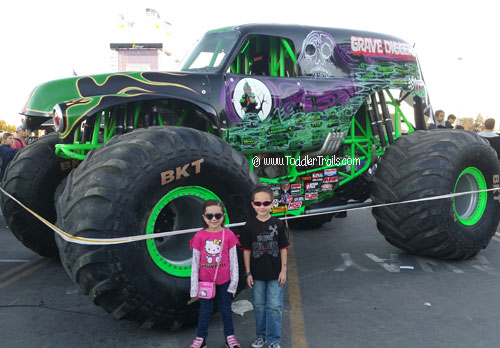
146, 186, 229, 277
453, 167, 487, 226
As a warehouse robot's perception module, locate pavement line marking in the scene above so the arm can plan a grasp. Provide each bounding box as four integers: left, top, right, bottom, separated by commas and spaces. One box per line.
0, 257, 43, 282
495, 232, 500, 237
9, 297, 20, 305
493, 236, 500, 243
0, 257, 48, 285
0, 259, 31, 263
0, 258, 51, 289
287, 230, 308, 348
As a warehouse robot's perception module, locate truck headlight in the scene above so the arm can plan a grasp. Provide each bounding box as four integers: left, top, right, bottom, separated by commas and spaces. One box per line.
52, 105, 64, 132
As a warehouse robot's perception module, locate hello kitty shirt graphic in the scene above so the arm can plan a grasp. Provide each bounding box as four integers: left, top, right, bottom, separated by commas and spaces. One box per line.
205, 239, 222, 264
190, 229, 240, 285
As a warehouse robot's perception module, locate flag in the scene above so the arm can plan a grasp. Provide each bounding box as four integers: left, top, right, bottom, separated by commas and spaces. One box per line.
117, 13, 135, 29
146, 8, 172, 35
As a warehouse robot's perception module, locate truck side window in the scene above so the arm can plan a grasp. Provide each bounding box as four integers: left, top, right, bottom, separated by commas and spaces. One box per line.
229, 35, 297, 78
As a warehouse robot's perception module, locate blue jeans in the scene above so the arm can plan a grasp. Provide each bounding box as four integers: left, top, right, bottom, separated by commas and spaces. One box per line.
252, 279, 283, 344
197, 281, 234, 339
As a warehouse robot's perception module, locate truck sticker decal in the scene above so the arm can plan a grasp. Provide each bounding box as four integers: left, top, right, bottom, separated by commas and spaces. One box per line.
288, 201, 302, 210
298, 30, 338, 79
351, 36, 415, 59
231, 78, 272, 120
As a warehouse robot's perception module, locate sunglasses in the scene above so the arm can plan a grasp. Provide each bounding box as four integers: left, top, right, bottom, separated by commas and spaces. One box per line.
203, 213, 224, 220
253, 201, 272, 207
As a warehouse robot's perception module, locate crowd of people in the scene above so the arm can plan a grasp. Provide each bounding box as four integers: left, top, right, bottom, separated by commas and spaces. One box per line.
428, 110, 458, 129
0, 124, 56, 180
0, 125, 28, 179
429, 110, 497, 134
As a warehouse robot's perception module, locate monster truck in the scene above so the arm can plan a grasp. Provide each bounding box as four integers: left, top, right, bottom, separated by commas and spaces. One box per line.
2, 24, 499, 327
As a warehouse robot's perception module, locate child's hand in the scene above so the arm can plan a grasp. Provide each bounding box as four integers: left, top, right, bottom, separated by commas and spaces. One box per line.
187, 297, 199, 305
227, 289, 237, 298
246, 274, 254, 288
278, 271, 287, 286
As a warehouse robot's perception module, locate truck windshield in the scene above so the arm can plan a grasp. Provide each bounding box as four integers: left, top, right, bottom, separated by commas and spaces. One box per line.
181, 31, 239, 71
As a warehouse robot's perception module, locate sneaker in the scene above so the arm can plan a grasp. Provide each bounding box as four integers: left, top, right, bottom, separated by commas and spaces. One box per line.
268, 344, 281, 348
251, 337, 266, 348
189, 336, 207, 348
225, 335, 241, 348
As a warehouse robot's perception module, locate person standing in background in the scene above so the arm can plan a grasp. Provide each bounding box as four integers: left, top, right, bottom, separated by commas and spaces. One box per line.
478, 118, 499, 138
445, 114, 456, 128
429, 110, 446, 129
11, 125, 27, 149
1, 133, 20, 179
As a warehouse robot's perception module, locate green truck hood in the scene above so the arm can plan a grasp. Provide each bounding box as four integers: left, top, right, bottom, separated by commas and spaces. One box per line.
22, 71, 206, 117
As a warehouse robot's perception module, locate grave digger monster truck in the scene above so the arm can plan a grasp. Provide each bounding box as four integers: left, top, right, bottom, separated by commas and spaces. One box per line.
3, 24, 499, 327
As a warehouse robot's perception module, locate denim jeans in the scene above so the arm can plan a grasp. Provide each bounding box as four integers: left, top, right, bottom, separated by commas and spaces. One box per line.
252, 279, 283, 344
197, 281, 234, 339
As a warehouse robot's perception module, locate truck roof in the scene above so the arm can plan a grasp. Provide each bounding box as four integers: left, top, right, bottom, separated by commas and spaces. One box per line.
227, 23, 411, 46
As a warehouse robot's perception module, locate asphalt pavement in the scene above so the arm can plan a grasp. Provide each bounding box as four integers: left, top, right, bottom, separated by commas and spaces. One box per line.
2, 208, 500, 348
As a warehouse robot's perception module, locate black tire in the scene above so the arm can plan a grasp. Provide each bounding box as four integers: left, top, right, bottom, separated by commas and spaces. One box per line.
371, 130, 500, 260
1, 133, 76, 257
55, 127, 255, 328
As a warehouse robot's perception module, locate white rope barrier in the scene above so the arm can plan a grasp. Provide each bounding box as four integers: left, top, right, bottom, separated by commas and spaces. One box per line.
1, 186, 498, 246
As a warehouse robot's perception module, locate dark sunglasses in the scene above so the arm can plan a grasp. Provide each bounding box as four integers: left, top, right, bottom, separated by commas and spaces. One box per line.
204, 213, 224, 220
253, 201, 272, 207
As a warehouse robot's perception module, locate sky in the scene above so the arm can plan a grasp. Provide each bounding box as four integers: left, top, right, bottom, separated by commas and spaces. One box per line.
0, 0, 498, 126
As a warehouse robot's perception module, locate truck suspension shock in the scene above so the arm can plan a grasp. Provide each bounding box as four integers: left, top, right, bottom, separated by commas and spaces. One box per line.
377, 91, 394, 144
116, 107, 125, 135
369, 94, 387, 148
126, 104, 134, 133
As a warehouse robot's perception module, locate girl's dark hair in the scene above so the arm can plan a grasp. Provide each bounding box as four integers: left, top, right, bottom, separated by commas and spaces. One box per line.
251, 185, 274, 201
202, 199, 226, 228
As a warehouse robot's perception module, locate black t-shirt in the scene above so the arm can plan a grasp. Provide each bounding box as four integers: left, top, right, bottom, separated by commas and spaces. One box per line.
240, 216, 290, 281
